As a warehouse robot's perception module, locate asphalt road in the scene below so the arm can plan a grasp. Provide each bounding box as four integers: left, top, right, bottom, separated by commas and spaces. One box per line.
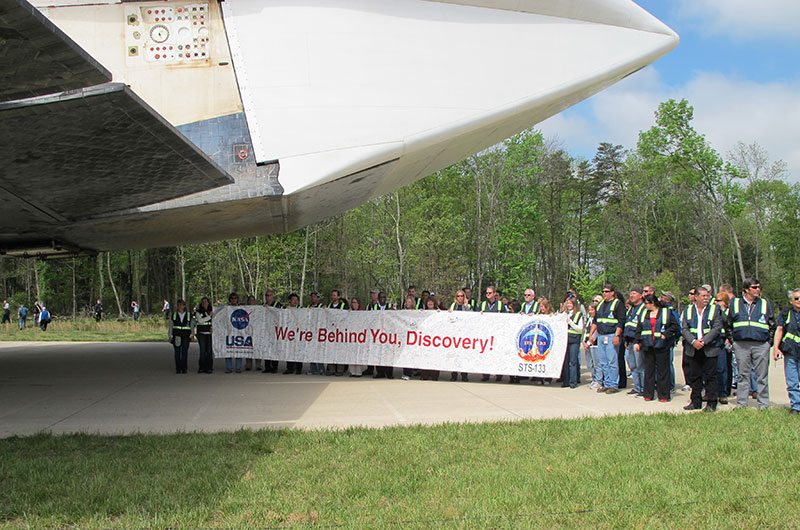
0, 341, 790, 437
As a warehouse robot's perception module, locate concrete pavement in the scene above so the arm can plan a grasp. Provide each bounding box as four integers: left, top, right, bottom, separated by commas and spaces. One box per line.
0, 341, 790, 437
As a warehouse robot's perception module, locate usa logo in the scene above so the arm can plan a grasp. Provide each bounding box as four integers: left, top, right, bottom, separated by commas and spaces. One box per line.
230, 309, 250, 330
516, 320, 553, 362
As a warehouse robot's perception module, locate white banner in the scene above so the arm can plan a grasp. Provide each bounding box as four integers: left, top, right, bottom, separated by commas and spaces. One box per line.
213, 306, 568, 378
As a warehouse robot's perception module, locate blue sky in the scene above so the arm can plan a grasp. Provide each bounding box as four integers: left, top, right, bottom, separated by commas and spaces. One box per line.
537, 0, 800, 182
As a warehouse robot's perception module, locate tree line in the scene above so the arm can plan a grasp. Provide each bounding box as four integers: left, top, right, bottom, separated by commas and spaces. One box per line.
1, 99, 798, 317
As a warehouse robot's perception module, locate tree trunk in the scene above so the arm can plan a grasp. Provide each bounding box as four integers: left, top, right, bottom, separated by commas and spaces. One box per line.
178, 246, 186, 302
107, 252, 124, 318
299, 226, 310, 305
71, 258, 77, 319
97, 253, 104, 304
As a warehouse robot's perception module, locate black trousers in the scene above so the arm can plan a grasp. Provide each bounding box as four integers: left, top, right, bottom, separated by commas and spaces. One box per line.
173, 336, 190, 372
688, 347, 718, 408
643, 346, 670, 400
197, 333, 213, 372
285, 361, 303, 374
617, 341, 627, 389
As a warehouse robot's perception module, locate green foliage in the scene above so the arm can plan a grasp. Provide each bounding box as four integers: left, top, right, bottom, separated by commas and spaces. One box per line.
0, 99, 795, 314
570, 266, 603, 307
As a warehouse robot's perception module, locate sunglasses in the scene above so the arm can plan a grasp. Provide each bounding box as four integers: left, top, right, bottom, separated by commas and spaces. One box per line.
750, 285, 762, 289
689, 291, 696, 295
794, 297, 800, 301
602, 289, 612, 293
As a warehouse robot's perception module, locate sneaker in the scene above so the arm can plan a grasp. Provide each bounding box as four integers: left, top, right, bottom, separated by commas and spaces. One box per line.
635, 393, 644, 398
683, 404, 701, 410
681, 385, 690, 391
589, 381, 601, 390
626, 389, 638, 395
750, 391, 758, 399
596, 386, 606, 393
644, 397, 653, 402
659, 398, 670, 403
790, 409, 800, 415
401, 375, 411, 381
719, 397, 728, 404
604, 387, 619, 394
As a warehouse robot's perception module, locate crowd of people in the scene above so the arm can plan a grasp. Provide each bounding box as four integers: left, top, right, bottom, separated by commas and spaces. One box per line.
163, 279, 800, 415
2, 299, 50, 331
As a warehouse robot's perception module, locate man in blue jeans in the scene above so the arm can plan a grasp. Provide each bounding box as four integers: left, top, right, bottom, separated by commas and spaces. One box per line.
589, 284, 626, 394
773, 288, 800, 414
624, 287, 647, 397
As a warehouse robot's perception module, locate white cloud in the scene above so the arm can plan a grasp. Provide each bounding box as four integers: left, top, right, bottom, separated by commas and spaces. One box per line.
537, 68, 800, 182
673, 0, 800, 40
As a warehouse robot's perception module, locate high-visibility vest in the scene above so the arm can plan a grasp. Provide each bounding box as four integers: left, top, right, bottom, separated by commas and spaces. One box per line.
730, 297, 771, 342
328, 301, 346, 310
194, 310, 212, 332
596, 298, 620, 334
684, 303, 718, 339
171, 312, 191, 337
480, 300, 504, 312
567, 311, 583, 342
520, 300, 540, 314
624, 303, 646, 338
781, 310, 800, 353
449, 302, 471, 311
639, 307, 670, 349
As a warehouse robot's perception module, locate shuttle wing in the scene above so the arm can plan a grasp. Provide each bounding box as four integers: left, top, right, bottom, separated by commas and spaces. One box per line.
1, 0, 677, 255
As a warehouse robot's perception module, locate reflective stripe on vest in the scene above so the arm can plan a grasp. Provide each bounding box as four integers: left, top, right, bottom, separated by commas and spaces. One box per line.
481, 300, 504, 312
782, 311, 800, 345
731, 297, 769, 330
625, 303, 646, 329
640, 308, 668, 338
172, 314, 190, 331
596, 299, 619, 324
567, 311, 583, 335
520, 301, 539, 314
685, 304, 717, 335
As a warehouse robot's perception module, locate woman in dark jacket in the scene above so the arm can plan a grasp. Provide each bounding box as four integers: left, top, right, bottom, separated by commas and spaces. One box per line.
635, 294, 680, 402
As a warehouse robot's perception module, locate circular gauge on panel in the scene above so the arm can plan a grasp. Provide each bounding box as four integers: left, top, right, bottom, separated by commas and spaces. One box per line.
150, 24, 170, 43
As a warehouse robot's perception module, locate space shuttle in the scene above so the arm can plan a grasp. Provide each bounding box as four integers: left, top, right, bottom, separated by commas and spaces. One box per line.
0, 0, 677, 257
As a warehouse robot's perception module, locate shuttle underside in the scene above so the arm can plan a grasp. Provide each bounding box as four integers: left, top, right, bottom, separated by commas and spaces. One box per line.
0, 0, 678, 256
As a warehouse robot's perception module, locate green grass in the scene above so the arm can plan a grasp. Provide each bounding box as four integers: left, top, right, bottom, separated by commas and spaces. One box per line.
1, 409, 799, 529
0, 318, 166, 342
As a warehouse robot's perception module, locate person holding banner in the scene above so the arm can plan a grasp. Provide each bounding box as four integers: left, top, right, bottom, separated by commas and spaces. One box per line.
421, 298, 441, 381
223, 292, 243, 374
480, 286, 507, 382
307, 293, 326, 376
327, 290, 348, 376
448, 290, 472, 382
562, 297, 584, 388
245, 295, 263, 372
261, 289, 283, 374
401, 296, 420, 380
371, 292, 394, 379
283, 294, 304, 375
195, 297, 214, 374
348, 297, 367, 377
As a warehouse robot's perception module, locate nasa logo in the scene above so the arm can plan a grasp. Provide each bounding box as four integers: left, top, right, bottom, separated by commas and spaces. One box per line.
226, 336, 253, 347
516, 320, 553, 362
230, 308, 250, 330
